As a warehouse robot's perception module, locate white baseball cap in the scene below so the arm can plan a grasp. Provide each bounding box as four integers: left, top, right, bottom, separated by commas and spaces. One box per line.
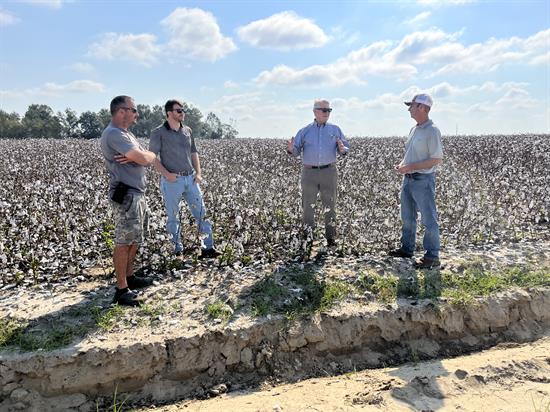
404, 93, 433, 108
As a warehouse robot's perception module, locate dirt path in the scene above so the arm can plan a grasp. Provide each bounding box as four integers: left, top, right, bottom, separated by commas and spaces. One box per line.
138, 336, 550, 412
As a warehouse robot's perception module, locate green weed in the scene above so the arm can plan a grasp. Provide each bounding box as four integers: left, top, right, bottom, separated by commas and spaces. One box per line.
94, 305, 125, 331
206, 300, 233, 322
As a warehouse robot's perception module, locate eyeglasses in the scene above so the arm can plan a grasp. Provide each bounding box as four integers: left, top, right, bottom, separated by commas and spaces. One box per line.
172, 108, 185, 114
121, 107, 138, 113
315, 108, 332, 113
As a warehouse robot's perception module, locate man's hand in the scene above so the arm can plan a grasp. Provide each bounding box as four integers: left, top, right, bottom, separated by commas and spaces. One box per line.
194, 173, 202, 184
114, 154, 134, 165
395, 163, 412, 174
336, 138, 346, 154
165, 172, 177, 183
287, 137, 294, 154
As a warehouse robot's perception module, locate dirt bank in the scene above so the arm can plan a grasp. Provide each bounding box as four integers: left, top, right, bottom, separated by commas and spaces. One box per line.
0, 241, 549, 411
155, 335, 550, 412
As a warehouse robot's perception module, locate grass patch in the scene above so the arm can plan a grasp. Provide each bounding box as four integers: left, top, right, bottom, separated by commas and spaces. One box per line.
319, 280, 355, 311
0, 319, 26, 348
94, 304, 125, 331
17, 325, 87, 352
249, 269, 356, 320
251, 277, 286, 317
356, 265, 549, 305
1, 319, 87, 352
206, 300, 234, 322
440, 266, 549, 305
357, 272, 399, 303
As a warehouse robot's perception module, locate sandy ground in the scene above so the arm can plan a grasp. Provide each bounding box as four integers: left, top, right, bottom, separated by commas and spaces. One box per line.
136, 336, 550, 412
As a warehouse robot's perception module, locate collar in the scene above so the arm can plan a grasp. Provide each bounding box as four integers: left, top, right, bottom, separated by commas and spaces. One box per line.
416, 119, 433, 129
163, 120, 183, 131
313, 119, 327, 128
110, 121, 128, 132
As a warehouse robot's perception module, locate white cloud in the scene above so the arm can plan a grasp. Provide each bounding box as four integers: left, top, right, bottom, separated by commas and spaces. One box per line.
20, 0, 64, 9
1, 80, 105, 99
389, 28, 462, 63
223, 80, 238, 89
237, 11, 329, 51
254, 40, 417, 87
88, 33, 160, 67
494, 87, 537, 109
404, 11, 432, 25
530, 52, 550, 66
253, 28, 549, 87
417, 0, 476, 5
70, 62, 96, 75
330, 26, 360, 46
161, 7, 236, 62
0, 10, 19, 26
208, 92, 305, 137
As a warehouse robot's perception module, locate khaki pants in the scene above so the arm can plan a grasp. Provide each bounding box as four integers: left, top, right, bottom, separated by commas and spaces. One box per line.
301, 165, 337, 240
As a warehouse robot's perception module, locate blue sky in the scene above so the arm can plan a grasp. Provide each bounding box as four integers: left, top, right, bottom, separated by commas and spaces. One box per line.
1, 0, 549, 137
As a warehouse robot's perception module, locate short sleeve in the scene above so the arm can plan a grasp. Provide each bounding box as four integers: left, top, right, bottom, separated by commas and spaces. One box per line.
149, 128, 161, 154
428, 128, 443, 159
108, 129, 137, 156
189, 128, 198, 154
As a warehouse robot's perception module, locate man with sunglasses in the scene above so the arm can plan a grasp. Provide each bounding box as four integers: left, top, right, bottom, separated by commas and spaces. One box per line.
101, 95, 157, 306
389, 93, 443, 269
287, 99, 349, 248
149, 99, 220, 259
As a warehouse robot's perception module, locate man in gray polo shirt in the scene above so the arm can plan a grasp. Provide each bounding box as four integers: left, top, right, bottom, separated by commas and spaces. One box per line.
389, 93, 443, 268
149, 99, 220, 259
101, 95, 157, 306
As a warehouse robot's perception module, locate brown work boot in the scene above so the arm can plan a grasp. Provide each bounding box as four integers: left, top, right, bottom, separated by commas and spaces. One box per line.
414, 257, 440, 269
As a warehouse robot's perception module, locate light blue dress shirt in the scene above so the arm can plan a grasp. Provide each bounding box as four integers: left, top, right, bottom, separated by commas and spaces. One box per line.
291, 121, 349, 166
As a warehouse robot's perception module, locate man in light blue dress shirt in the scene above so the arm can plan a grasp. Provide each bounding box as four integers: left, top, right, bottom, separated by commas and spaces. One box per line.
389, 93, 443, 269
287, 99, 349, 247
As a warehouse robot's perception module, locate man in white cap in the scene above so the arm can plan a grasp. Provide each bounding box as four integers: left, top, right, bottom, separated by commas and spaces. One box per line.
389, 93, 443, 268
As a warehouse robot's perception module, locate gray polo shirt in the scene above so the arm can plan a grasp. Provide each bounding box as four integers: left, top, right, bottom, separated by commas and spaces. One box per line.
149, 121, 198, 174
100, 122, 146, 195
403, 119, 443, 174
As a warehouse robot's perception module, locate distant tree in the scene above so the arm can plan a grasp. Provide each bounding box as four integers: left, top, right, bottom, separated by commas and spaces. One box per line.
181, 103, 204, 138
22, 104, 62, 138
221, 123, 238, 139
58, 108, 80, 139
203, 112, 222, 139
0, 104, 241, 140
131, 104, 164, 138
79, 111, 103, 139
97, 108, 111, 129
0, 110, 25, 139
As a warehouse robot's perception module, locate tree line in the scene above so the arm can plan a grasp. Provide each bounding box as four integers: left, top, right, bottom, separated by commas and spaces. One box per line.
0, 103, 238, 139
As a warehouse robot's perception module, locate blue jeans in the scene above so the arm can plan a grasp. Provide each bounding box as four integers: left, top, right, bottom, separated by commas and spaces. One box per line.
160, 175, 213, 251
400, 173, 440, 259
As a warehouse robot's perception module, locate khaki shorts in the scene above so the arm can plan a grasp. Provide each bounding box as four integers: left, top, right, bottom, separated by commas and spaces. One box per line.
111, 193, 148, 245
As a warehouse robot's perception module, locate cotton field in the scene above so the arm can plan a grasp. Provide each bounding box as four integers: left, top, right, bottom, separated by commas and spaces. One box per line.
1, 135, 549, 287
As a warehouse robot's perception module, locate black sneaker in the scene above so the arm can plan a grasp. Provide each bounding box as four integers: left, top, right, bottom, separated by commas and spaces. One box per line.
112, 289, 143, 307
127, 275, 153, 289
199, 248, 222, 259
388, 248, 414, 258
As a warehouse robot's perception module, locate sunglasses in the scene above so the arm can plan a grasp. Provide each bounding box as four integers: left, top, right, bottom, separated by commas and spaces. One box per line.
173, 108, 185, 114
315, 108, 332, 113
121, 107, 138, 113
